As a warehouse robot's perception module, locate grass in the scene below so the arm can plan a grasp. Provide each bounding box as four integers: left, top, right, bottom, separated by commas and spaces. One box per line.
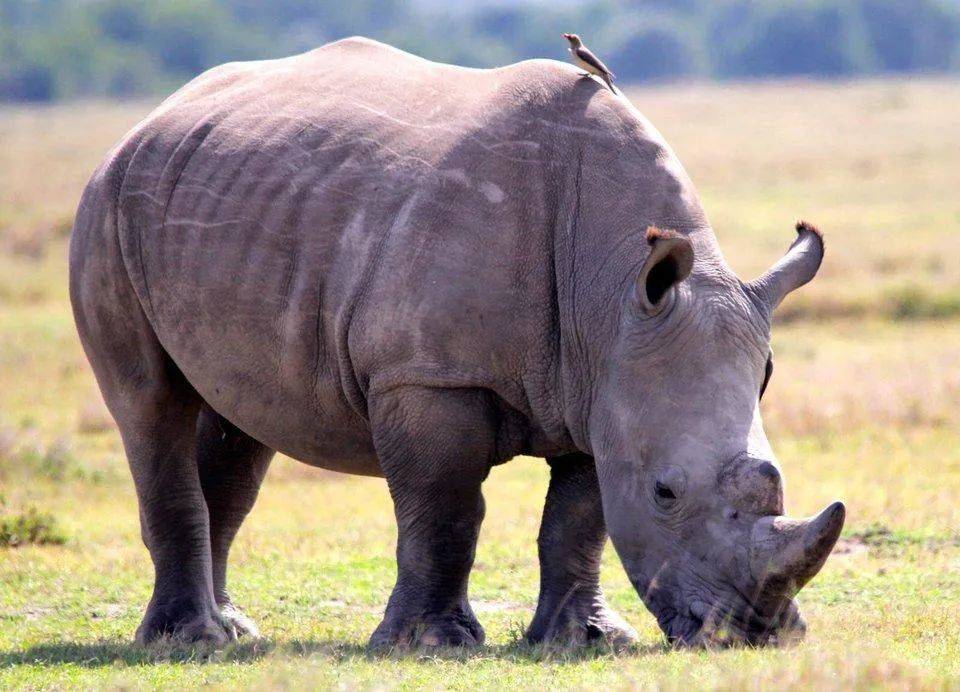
0, 506, 67, 548
1, 78, 959, 688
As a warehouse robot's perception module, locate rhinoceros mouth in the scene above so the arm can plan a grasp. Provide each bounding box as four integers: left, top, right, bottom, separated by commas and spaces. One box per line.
664, 596, 806, 648
636, 575, 802, 648
661, 609, 707, 647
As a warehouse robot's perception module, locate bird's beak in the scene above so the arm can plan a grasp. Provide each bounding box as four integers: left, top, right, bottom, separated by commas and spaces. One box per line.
562, 33, 570, 39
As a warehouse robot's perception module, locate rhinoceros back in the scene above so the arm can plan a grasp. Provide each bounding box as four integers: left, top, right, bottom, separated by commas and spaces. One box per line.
80, 37, 690, 469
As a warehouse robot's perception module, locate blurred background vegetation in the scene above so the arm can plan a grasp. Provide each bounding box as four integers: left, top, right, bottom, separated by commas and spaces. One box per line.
2, 1, 960, 687
2, 0, 960, 102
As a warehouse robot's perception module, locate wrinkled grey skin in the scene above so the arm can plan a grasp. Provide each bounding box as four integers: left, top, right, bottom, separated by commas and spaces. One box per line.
69, 37, 844, 649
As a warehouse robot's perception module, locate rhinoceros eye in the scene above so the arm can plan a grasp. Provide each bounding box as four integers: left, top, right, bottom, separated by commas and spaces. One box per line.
654, 481, 678, 506
759, 354, 774, 401
653, 467, 686, 510
655, 482, 676, 499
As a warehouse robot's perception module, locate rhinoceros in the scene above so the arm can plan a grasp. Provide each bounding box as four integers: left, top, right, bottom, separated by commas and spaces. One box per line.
69, 37, 844, 648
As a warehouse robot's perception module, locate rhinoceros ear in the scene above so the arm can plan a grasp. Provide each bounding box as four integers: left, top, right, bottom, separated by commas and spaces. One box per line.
636, 226, 694, 314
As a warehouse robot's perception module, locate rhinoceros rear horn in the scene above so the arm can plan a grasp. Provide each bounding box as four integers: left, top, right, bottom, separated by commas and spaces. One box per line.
747, 221, 824, 311
750, 501, 845, 595
636, 226, 694, 314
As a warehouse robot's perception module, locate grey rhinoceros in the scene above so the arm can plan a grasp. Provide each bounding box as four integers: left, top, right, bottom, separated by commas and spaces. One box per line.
70, 37, 844, 649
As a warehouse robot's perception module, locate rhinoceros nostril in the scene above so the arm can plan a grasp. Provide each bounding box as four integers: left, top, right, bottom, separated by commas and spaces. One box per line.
688, 601, 720, 641
757, 461, 779, 479
689, 600, 711, 622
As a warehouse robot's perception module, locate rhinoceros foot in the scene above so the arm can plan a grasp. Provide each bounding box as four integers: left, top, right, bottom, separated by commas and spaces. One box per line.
526, 592, 638, 649
369, 603, 485, 649
135, 605, 236, 646
219, 602, 260, 639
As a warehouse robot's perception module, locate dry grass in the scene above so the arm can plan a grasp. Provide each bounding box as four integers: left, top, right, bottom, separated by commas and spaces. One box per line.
766, 319, 960, 437
0, 101, 151, 238
76, 394, 115, 435
637, 79, 960, 320
0, 79, 958, 688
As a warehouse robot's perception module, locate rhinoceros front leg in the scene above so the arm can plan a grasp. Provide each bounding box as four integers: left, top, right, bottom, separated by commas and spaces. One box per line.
196, 404, 274, 638
526, 453, 638, 647
367, 386, 491, 648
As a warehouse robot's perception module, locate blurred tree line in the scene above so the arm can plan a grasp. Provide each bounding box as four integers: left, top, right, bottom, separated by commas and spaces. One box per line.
1, 0, 959, 102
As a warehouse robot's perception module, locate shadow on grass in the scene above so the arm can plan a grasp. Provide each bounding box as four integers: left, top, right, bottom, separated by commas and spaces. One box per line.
1, 637, 670, 668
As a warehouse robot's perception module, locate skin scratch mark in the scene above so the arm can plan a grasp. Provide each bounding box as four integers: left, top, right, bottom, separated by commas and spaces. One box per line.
352, 101, 545, 165
478, 181, 505, 204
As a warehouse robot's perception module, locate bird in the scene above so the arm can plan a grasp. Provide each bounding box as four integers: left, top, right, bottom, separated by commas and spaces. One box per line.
562, 33, 616, 92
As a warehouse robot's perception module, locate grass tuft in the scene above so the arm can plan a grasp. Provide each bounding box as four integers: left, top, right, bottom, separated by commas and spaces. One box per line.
0, 505, 67, 548
15, 437, 75, 481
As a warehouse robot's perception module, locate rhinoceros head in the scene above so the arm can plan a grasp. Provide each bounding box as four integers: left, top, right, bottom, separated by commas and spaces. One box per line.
591, 222, 844, 646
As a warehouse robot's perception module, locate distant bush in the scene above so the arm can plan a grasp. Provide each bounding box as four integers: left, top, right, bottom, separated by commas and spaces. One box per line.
608, 14, 701, 82
857, 0, 960, 72
773, 285, 960, 323
708, 2, 863, 78
886, 285, 960, 320
16, 438, 74, 481
0, 505, 68, 548
0, 433, 104, 483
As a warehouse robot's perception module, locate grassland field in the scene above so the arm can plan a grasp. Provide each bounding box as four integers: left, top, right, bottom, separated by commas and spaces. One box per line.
0, 78, 958, 689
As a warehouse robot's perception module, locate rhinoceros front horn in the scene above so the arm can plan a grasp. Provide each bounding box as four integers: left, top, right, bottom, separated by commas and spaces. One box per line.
750, 501, 846, 594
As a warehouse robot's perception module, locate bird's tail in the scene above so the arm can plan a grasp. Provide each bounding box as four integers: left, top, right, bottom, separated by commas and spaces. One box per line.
602, 73, 617, 94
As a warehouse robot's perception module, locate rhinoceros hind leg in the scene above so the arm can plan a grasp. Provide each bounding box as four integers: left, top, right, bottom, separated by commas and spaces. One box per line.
71, 184, 231, 646
526, 453, 638, 648
196, 404, 274, 638
367, 386, 494, 649
114, 372, 230, 646
109, 362, 229, 646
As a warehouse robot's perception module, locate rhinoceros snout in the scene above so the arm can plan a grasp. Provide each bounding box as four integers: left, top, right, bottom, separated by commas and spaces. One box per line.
765, 598, 807, 646
680, 593, 806, 648
665, 501, 843, 649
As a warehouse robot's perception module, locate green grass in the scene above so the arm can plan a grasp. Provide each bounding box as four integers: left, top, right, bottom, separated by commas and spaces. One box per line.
1, 79, 959, 688
2, 467, 959, 688
0, 506, 67, 548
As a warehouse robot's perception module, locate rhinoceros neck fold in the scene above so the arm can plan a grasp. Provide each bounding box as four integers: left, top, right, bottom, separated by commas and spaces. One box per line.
546, 100, 726, 453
